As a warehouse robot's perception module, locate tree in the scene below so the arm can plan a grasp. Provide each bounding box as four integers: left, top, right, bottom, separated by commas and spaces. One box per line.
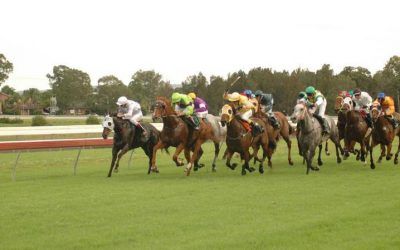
179, 72, 208, 97
382, 55, 400, 110
93, 75, 130, 114
0, 85, 20, 114
128, 70, 172, 113
0, 53, 13, 87
47, 65, 92, 112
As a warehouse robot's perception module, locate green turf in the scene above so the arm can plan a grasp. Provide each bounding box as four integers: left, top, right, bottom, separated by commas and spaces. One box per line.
1, 141, 400, 249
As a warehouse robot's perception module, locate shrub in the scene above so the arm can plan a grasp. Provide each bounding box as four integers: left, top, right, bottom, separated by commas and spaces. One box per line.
32, 115, 48, 126
86, 115, 100, 125
0, 117, 24, 124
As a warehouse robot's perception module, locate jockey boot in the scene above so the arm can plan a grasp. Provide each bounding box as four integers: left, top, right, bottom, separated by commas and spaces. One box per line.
391, 115, 399, 128
250, 121, 264, 136
189, 116, 200, 130
313, 114, 329, 135
364, 113, 373, 138
269, 113, 281, 129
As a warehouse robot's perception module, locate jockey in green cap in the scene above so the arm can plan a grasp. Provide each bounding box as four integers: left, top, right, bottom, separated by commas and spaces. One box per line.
171, 92, 199, 129
305, 86, 329, 135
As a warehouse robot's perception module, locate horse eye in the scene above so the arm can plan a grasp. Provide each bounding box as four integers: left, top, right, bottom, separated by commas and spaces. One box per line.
108, 122, 112, 126
228, 109, 232, 114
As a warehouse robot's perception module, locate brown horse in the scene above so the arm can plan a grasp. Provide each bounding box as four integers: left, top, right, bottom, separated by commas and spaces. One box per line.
253, 110, 294, 166
151, 97, 217, 176
369, 105, 400, 169
336, 96, 356, 152
344, 110, 370, 162
220, 104, 272, 175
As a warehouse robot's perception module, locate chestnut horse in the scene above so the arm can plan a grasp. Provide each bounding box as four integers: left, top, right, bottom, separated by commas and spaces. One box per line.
102, 114, 161, 177
369, 105, 400, 169
220, 104, 272, 175
151, 96, 217, 176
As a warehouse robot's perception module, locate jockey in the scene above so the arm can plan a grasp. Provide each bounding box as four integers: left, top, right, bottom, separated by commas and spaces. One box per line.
223, 91, 263, 134
243, 89, 259, 111
187, 92, 208, 120
254, 90, 280, 129
116, 96, 147, 137
305, 86, 329, 135
375, 92, 399, 128
171, 92, 199, 130
297, 91, 307, 104
352, 88, 373, 130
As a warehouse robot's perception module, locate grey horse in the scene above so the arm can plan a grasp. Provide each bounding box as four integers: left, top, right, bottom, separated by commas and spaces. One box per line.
204, 114, 227, 171
290, 102, 342, 174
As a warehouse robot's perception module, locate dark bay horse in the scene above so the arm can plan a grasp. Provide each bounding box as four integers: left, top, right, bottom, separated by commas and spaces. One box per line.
220, 104, 272, 175
344, 110, 370, 163
151, 97, 219, 176
291, 103, 342, 174
369, 105, 400, 169
253, 110, 294, 167
102, 114, 161, 177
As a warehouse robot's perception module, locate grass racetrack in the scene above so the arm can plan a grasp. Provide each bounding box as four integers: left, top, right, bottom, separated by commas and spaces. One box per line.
1, 140, 400, 249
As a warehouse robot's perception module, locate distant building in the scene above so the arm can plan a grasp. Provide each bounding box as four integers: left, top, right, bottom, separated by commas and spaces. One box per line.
0, 92, 10, 114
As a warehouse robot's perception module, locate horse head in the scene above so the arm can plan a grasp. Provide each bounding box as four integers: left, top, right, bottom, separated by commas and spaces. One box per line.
102, 114, 114, 139
370, 102, 383, 121
290, 102, 307, 123
340, 96, 353, 111
152, 97, 176, 121
335, 95, 344, 112
220, 104, 235, 126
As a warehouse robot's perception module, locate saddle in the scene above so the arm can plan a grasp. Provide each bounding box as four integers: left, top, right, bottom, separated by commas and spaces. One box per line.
239, 120, 252, 132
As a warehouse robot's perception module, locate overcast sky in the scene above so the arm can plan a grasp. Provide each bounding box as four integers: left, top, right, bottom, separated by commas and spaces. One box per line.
1, 0, 399, 91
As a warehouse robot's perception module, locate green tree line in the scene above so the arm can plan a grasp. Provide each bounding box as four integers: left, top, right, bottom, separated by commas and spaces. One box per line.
1, 53, 399, 115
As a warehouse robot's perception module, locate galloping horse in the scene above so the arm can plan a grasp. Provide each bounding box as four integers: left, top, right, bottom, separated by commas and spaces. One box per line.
291, 102, 342, 174
254, 108, 294, 166
220, 103, 272, 175
151, 97, 219, 175
369, 104, 400, 169
344, 109, 370, 162
102, 114, 161, 177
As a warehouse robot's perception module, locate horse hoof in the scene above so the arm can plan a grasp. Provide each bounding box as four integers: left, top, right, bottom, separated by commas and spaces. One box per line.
337, 158, 342, 164
394, 159, 398, 165
198, 163, 205, 168
212, 168, 217, 172
370, 164, 375, 169
326, 152, 331, 156
241, 170, 246, 175
232, 163, 238, 169
259, 166, 264, 174
250, 167, 256, 172
318, 160, 323, 166
377, 158, 382, 163
289, 160, 294, 166
386, 156, 392, 161
194, 166, 198, 171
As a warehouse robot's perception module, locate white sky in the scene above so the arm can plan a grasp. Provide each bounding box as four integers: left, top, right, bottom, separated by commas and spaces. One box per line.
1, 0, 399, 91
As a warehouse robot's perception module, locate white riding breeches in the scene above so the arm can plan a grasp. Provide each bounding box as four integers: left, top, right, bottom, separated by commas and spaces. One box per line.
128, 112, 143, 126
316, 98, 327, 118
239, 109, 253, 122
196, 110, 208, 119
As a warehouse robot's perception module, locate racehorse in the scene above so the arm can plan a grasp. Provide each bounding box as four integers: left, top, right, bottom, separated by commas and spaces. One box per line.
220, 103, 272, 175
336, 96, 357, 153
369, 104, 400, 169
151, 97, 220, 175
253, 109, 294, 166
290, 102, 342, 174
344, 109, 370, 163
102, 114, 161, 177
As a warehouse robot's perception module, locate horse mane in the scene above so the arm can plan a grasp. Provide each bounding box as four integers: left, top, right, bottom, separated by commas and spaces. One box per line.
156, 96, 176, 115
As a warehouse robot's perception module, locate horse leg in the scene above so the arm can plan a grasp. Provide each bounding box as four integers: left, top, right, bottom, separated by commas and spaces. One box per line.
386, 143, 393, 161
222, 147, 229, 160
325, 141, 330, 156
114, 144, 130, 173
186, 140, 204, 176
317, 144, 323, 166
252, 144, 260, 165
142, 144, 158, 174
194, 147, 204, 171
283, 134, 294, 165
172, 143, 185, 166
394, 138, 400, 165
370, 140, 376, 169
378, 144, 385, 163
211, 142, 220, 172
107, 145, 119, 177
242, 150, 251, 175
331, 137, 342, 164
150, 140, 166, 172
360, 142, 366, 164
225, 150, 237, 170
